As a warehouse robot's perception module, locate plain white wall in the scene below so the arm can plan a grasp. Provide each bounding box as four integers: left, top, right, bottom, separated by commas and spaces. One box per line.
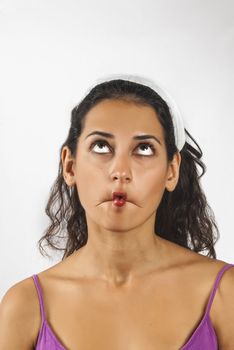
0, 0, 233, 300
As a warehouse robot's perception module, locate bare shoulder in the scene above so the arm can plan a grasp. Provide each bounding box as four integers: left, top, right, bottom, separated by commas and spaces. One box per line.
161, 237, 233, 292
206, 257, 234, 349
0, 276, 41, 350
173, 241, 234, 347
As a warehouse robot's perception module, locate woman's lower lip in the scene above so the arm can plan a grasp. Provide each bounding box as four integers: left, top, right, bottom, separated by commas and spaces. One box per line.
112, 198, 126, 207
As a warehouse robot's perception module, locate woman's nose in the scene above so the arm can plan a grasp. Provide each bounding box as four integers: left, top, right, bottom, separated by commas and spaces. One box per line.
109, 154, 132, 183
111, 172, 131, 183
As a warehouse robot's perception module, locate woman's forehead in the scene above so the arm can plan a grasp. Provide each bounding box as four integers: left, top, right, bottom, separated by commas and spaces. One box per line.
82, 99, 164, 137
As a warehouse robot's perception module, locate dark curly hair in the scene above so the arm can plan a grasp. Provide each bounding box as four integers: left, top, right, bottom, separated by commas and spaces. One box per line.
38, 78, 220, 260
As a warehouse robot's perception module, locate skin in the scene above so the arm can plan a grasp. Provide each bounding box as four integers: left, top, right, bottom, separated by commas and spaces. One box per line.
61, 99, 182, 287
0, 99, 233, 350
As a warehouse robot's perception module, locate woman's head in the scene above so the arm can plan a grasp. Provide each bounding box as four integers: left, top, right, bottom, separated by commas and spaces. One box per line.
61, 97, 181, 241
38, 78, 220, 259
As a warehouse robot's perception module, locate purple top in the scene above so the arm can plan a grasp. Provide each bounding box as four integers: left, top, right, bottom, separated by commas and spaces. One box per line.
32, 263, 234, 350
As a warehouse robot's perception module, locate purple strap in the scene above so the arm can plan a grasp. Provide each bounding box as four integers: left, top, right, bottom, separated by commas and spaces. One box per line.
205, 263, 234, 316
32, 274, 46, 322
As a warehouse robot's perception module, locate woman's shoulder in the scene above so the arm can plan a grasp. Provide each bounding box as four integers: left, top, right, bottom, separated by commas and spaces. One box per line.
0, 276, 41, 348
175, 245, 234, 347
190, 251, 234, 347
0, 275, 41, 319
160, 237, 234, 294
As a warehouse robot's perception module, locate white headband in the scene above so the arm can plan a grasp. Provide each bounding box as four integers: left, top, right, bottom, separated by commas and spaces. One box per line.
94, 74, 186, 151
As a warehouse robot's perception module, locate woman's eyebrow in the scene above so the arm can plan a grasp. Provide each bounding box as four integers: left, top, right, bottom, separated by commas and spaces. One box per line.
85, 131, 161, 146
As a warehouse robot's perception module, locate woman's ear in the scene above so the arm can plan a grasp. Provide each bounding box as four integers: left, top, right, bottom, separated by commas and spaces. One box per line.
61, 146, 76, 186
165, 152, 181, 192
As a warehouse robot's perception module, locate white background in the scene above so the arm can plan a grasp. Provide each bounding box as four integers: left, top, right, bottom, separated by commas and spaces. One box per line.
0, 0, 233, 300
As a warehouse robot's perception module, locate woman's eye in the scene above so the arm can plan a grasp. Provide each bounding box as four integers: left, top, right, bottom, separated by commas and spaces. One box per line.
91, 140, 110, 154
137, 143, 155, 156
90, 140, 155, 156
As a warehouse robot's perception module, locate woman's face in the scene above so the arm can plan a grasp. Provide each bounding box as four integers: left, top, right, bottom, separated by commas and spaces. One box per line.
62, 99, 180, 233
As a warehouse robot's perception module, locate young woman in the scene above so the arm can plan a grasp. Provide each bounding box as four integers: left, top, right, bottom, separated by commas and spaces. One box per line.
0, 76, 233, 349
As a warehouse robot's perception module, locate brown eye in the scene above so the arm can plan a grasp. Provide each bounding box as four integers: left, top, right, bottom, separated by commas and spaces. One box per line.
90, 140, 111, 154
136, 143, 155, 156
